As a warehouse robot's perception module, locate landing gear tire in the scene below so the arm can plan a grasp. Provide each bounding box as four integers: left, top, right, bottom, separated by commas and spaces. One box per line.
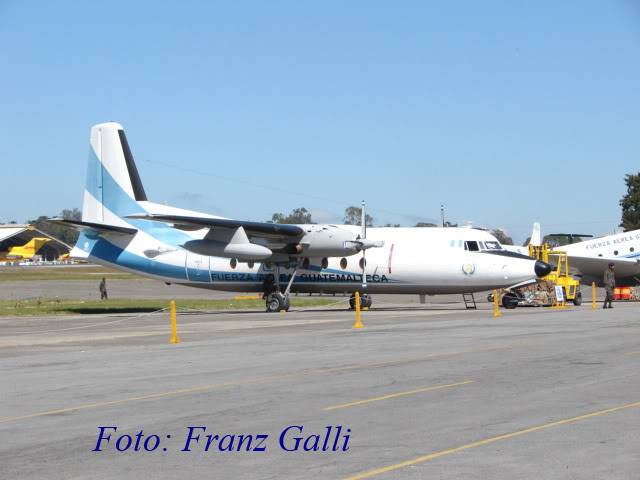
363, 294, 372, 308
349, 293, 372, 309
573, 291, 582, 306
266, 292, 290, 313
502, 293, 519, 309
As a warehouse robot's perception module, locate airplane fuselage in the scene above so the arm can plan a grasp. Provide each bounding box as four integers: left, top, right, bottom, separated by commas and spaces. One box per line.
74, 225, 540, 295
561, 230, 640, 261
63, 122, 548, 305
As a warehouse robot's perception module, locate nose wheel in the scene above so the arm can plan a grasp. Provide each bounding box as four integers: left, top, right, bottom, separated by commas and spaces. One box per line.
350, 293, 372, 309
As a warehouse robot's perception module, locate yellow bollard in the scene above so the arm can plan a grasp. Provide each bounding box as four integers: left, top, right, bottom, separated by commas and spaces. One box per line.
353, 291, 364, 329
493, 289, 501, 318
591, 282, 597, 310
169, 300, 180, 344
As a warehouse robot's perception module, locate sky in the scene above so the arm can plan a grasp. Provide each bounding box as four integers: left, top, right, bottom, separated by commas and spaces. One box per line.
1, 1, 639, 243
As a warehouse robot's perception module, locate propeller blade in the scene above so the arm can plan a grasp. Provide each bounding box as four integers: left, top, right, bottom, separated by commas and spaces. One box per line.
361, 200, 366, 240
362, 250, 367, 288
361, 200, 367, 288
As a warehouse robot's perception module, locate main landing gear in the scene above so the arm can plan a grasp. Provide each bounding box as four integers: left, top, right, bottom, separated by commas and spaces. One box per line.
349, 293, 372, 309
265, 291, 290, 313
264, 262, 299, 313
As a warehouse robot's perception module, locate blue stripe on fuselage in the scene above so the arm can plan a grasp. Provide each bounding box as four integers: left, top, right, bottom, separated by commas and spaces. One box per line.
79, 232, 188, 280
79, 233, 397, 285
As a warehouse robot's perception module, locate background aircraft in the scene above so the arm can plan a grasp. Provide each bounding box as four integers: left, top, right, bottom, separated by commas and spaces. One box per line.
50, 123, 551, 311
0, 237, 53, 261
507, 222, 640, 287
557, 231, 640, 286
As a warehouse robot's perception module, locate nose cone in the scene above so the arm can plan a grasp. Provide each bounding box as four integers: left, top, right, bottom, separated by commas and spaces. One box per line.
535, 260, 553, 277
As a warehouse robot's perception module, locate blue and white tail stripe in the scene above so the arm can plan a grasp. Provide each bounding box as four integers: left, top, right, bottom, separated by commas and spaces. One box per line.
82, 122, 146, 224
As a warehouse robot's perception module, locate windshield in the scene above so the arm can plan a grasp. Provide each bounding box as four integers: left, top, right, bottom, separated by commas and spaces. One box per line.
483, 241, 502, 250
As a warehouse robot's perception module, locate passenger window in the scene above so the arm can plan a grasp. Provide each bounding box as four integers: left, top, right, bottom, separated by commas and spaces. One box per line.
464, 241, 479, 252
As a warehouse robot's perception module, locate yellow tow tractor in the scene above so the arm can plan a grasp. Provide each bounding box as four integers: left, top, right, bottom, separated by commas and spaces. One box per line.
528, 244, 582, 305
493, 244, 582, 308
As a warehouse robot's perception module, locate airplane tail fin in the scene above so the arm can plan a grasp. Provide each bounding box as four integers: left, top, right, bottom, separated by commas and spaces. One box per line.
82, 122, 148, 223
529, 222, 542, 246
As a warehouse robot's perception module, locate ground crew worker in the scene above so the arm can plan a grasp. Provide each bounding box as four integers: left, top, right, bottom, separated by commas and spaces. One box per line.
99, 277, 108, 300
603, 263, 615, 309
262, 273, 277, 299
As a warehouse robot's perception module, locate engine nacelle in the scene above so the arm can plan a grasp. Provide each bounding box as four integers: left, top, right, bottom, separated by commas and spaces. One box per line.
292, 225, 381, 257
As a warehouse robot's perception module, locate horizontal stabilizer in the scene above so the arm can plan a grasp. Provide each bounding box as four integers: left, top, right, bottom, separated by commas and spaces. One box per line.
46, 218, 137, 235
127, 214, 304, 237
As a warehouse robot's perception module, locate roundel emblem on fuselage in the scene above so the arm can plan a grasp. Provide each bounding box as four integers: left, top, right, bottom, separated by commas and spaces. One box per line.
462, 263, 476, 275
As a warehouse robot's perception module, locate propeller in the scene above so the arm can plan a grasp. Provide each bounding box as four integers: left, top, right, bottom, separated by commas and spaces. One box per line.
361, 200, 367, 288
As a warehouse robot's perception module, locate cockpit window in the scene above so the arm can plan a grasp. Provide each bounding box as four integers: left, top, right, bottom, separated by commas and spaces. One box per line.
464, 241, 479, 251
484, 241, 502, 250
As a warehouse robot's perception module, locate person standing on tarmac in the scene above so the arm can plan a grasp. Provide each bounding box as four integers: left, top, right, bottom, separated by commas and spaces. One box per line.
262, 273, 277, 299
99, 277, 108, 300
603, 263, 615, 309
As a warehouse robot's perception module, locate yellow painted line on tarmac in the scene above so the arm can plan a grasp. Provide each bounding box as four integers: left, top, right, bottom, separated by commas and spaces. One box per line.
232, 294, 262, 300
319, 346, 513, 374
323, 380, 474, 411
343, 400, 640, 480
0, 345, 510, 424
0, 370, 304, 424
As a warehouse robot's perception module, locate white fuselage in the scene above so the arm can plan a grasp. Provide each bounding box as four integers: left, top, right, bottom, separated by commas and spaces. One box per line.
69, 121, 544, 296
561, 230, 640, 260
75, 225, 541, 295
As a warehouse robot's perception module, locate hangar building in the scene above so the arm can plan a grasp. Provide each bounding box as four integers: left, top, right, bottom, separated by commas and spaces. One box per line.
0, 224, 70, 262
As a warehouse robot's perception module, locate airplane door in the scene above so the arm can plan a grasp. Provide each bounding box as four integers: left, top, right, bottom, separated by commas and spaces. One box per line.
185, 252, 211, 283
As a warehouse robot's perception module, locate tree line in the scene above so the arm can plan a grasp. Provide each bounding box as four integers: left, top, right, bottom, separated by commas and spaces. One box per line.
620, 173, 640, 231
3, 205, 519, 246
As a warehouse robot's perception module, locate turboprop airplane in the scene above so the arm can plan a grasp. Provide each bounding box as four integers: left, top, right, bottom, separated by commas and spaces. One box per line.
549, 230, 640, 286
49, 122, 552, 312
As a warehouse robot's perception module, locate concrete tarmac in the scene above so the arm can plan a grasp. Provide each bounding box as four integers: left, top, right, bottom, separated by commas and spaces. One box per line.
1, 301, 639, 479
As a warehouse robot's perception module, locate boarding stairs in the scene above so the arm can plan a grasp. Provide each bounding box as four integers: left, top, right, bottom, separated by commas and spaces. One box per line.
462, 292, 477, 310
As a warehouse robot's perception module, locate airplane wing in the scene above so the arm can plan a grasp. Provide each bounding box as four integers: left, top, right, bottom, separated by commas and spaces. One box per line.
45, 218, 137, 235
126, 214, 304, 238
556, 253, 640, 280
